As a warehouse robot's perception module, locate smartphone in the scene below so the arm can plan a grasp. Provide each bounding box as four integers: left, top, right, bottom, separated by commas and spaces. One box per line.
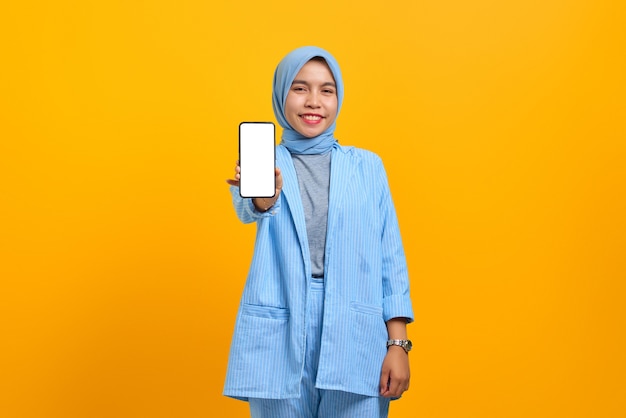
238, 122, 276, 198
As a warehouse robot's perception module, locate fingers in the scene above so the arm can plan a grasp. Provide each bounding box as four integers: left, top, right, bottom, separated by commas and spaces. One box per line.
226, 160, 241, 188
389, 375, 408, 398
227, 161, 283, 192
381, 374, 410, 398
275, 167, 283, 190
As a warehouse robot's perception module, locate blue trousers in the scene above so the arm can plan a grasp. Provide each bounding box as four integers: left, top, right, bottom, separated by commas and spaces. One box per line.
249, 278, 391, 418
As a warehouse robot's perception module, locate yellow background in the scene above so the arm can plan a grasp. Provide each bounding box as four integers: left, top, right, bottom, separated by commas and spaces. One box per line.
1, 1, 624, 417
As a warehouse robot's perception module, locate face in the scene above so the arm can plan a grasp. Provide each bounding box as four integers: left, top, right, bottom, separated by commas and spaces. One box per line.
284, 59, 338, 138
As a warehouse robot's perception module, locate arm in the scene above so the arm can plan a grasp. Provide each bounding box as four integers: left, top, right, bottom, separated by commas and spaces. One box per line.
375, 157, 413, 397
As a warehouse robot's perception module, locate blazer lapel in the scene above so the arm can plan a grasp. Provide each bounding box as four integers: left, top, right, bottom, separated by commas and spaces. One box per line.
328, 144, 358, 225
276, 145, 310, 265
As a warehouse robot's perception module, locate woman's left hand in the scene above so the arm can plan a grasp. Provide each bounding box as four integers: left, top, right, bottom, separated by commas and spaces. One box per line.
379, 345, 410, 398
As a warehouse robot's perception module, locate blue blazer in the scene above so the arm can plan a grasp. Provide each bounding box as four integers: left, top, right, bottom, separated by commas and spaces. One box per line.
223, 143, 414, 400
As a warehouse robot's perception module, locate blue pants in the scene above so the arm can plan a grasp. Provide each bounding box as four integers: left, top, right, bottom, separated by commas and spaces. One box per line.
249, 278, 391, 418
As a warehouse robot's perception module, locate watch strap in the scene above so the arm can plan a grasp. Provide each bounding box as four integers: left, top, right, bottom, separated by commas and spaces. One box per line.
387, 339, 412, 353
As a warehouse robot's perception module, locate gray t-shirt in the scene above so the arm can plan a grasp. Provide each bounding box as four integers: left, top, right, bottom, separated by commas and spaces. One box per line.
291, 152, 331, 278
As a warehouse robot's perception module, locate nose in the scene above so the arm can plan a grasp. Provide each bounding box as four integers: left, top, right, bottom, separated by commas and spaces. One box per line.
305, 91, 320, 108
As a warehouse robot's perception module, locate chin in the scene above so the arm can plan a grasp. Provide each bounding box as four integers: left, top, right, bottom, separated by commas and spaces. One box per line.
301, 130, 323, 138
300, 125, 328, 138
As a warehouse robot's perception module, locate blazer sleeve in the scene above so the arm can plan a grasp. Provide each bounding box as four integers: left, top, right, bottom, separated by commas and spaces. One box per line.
376, 159, 415, 323
229, 185, 282, 224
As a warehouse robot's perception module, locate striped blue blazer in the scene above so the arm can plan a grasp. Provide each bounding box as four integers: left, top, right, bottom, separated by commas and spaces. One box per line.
223, 143, 414, 400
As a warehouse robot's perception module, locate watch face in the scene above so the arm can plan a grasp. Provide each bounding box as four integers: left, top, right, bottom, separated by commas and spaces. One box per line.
405, 340, 413, 351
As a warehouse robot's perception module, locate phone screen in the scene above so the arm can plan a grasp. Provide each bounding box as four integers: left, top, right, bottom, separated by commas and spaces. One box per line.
239, 122, 276, 198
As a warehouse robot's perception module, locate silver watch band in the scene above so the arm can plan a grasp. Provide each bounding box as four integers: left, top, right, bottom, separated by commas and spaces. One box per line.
386, 339, 412, 353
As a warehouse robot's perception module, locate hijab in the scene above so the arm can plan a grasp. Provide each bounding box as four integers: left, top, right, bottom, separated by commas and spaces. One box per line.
272, 46, 344, 155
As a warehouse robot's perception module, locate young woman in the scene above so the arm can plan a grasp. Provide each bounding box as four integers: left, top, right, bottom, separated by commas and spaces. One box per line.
224, 46, 414, 418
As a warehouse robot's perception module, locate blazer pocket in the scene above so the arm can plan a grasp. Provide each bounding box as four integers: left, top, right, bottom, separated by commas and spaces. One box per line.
229, 304, 292, 392
350, 301, 383, 317
347, 301, 387, 395
241, 304, 290, 320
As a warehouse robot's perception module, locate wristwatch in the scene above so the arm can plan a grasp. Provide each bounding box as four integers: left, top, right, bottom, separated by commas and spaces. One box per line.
386, 339, 412, 353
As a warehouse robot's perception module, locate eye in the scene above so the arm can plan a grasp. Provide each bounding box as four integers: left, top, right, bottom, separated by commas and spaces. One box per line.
322, 88, 335, 94
291, 86, 307, 92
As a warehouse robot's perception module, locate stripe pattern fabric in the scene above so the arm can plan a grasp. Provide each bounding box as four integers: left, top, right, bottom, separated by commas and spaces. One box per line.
248, 278, 391, 417
224, 142, 414, 400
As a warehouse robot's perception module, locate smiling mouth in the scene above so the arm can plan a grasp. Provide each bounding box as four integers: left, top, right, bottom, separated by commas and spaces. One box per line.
301, 114, 323, 121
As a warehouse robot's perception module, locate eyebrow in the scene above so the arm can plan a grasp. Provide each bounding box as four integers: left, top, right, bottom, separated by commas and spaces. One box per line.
291, 79, 336, 88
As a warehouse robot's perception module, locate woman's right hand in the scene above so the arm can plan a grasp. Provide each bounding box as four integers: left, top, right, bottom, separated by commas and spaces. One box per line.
225, 160, 242, 188
226, 161, 283, 211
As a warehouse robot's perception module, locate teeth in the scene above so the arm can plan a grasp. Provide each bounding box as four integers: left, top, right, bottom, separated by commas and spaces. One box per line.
303, 115, 321, 120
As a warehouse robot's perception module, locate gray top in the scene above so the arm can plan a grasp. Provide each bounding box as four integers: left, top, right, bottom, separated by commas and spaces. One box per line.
291, 151, 331, 278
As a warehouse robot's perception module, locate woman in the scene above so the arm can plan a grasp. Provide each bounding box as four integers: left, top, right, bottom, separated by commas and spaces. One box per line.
224, 46, 414, 418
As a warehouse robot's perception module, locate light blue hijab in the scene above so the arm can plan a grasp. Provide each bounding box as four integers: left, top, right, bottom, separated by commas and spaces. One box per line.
272, 46, 344, 155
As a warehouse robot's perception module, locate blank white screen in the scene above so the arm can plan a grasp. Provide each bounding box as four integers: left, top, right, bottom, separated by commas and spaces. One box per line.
239, 122, 275, 198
